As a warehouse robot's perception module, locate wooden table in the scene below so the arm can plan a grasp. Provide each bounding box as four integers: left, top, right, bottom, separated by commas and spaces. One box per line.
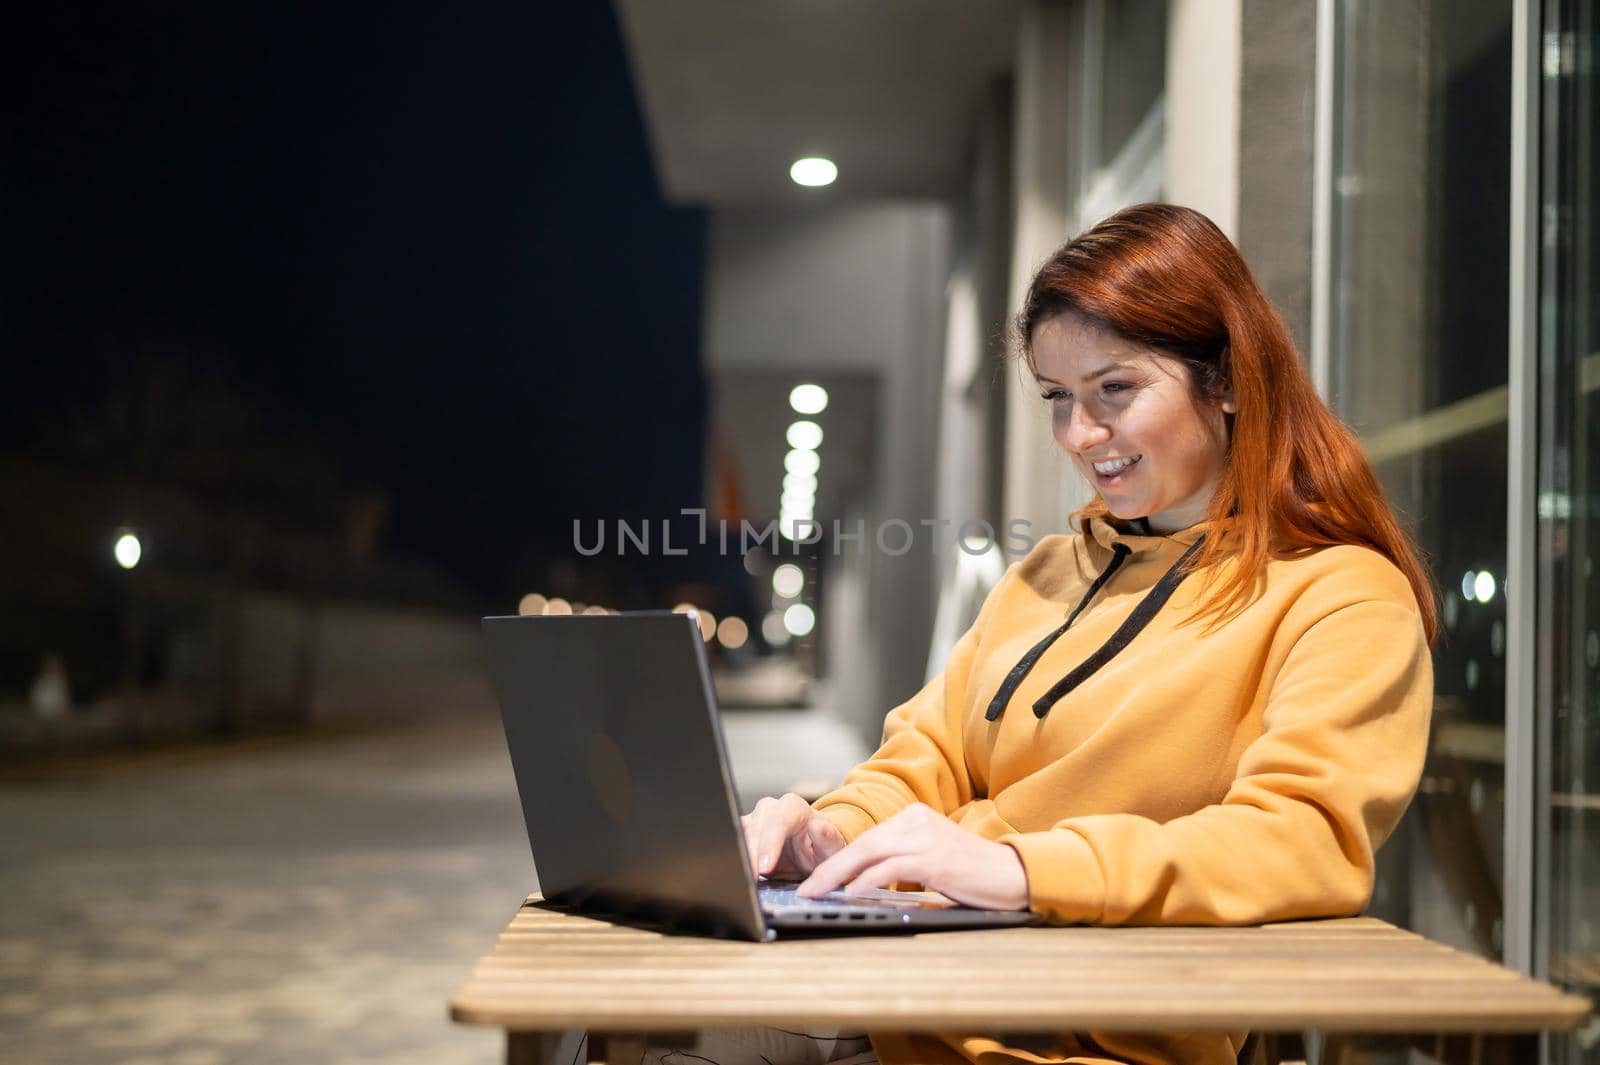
451, 897, 1591, 1065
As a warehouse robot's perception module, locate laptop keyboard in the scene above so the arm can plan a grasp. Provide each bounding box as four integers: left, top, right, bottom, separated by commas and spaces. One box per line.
758, 884, 842, 908
757, 883, 922, 911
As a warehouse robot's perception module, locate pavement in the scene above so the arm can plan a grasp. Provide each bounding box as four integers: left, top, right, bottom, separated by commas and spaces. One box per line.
0, 706, 868, 1065
0, 714, 534, 1065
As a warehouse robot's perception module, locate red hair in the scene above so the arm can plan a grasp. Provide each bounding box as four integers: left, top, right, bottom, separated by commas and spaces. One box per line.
1017, 203, 1438, 643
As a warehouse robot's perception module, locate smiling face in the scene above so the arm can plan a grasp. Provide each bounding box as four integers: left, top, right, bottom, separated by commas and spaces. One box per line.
1030, 311, 1235, 534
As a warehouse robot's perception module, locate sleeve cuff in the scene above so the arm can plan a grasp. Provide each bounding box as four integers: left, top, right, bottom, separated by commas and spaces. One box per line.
813, 802, 878, 844
999, 828, 1107, 924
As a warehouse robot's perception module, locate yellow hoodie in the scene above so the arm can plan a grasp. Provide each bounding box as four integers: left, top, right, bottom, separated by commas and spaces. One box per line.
813, 516, 1433, 1065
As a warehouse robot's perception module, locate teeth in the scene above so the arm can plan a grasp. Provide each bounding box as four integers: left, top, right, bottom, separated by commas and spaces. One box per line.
1092, 455, 1142, 475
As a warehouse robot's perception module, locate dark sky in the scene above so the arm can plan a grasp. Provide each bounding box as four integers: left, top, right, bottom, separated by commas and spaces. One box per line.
5, 2, 707, 602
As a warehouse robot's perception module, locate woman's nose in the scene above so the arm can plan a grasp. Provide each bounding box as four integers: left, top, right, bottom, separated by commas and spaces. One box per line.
1060, 404, 1110, 452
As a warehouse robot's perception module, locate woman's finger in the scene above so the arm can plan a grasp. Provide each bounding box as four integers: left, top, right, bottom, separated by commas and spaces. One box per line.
739, 812, 758, 868
746, 796, 793, 873
740, 799, 775, 870
806, 815, 845, 862
784, 828, 818, 875
754, 794, 811, 877
844, 854, 920, 896
796, 826, 895, 896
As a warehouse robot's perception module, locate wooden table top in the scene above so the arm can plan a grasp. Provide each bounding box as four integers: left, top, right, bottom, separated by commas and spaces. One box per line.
450, 897, 1591, 1035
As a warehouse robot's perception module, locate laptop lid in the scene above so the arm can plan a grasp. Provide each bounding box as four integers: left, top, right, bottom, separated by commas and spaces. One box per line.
482, 611, 770, 941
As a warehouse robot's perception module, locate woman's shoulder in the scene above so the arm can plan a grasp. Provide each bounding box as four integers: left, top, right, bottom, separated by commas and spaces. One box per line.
1265, 541, 1422, 617
1013, 531, 1084, 567
1007, 532, 1096, 600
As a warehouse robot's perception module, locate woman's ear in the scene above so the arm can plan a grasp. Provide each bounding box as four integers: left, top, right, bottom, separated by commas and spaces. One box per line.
1220, 385, 1237, 414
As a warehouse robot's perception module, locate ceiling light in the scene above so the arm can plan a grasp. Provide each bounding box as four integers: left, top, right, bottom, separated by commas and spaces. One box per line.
790, 157, 838, 187
783, 472, 817, 496
785, 449, 821, 477
786, 420, 823, 450
789, 383, 829, 414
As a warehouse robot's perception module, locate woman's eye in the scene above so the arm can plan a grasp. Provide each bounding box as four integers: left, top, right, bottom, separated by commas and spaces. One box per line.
1040, 389, 1070, 402
1101, 381, 1132, 396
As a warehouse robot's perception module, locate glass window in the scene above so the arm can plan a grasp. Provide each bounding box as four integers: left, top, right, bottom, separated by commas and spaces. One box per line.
1328, 0, 1513, 960
1540, 2, 1600, 1061
1070, 0, 1167, 233
1101, 0, 1167, 163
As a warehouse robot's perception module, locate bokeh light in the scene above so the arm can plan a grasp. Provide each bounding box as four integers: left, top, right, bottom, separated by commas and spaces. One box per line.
789, 157, 838, 187
717, 616, 749, 650
786, 420, 823, 451
783, 471, 817, 498
113, 531, 142, 570
772, 563, 805, 599
789, 383, 829, 414
762, 611, 791, 647
784, 449, 821, 477
783, 603, 816, 637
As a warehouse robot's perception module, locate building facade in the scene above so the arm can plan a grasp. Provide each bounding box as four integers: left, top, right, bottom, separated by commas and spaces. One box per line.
616, 3, 1598, 1057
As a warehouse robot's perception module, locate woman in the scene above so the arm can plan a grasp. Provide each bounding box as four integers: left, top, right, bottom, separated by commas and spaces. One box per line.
737, 203, 1437, 1065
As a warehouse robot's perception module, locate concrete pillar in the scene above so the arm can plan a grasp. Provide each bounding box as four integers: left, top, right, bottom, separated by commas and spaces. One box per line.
1239, 0, 1319, 356
1167, 0, 1322, 361
1165, 0, 1243, 242
1004, 0, 1090, 544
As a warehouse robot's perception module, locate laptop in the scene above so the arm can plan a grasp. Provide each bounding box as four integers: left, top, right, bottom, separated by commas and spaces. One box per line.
481, 611, 1040, 941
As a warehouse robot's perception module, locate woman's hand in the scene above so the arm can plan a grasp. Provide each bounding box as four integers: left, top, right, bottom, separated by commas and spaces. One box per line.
796, 803, 1031, 911
740, 793, 847, 880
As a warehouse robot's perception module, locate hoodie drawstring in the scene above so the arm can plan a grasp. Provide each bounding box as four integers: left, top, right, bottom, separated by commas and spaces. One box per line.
984, 535, 1206, 723
983, 543, 1131, 722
